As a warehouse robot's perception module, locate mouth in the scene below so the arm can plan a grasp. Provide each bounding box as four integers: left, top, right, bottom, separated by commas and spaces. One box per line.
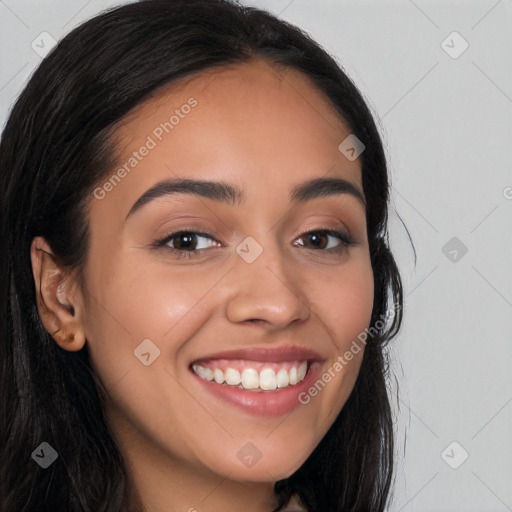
191, 359, 310, 391
188, 346, 324, 416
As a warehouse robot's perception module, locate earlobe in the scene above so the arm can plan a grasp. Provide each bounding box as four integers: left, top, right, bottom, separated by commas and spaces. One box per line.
30, 236, 86, 352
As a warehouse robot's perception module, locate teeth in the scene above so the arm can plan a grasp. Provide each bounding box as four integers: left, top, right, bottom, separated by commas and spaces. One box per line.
259, 368, 277, 390
297, 361, 307, 382
225, 368, 241, 386
192, 361, 309, 391
193, 364, 213, 381
241, 368, 259, 390
213, 368, 224, 384
276, 368, 289, 388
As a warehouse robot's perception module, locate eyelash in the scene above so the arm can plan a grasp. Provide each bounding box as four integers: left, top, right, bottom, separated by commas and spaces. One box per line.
151, 227, 357, 260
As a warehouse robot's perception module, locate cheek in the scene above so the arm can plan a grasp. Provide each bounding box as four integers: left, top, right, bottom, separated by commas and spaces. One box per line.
81, 247, 241, 419
300, 255, 374, 410
309, 254, 374, 349
80, 261, 225, 453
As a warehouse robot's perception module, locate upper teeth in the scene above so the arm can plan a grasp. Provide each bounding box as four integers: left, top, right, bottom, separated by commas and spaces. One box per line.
192, 361, 308, 391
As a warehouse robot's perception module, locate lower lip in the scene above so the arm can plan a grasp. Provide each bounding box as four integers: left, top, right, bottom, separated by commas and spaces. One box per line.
190, 361, 323, 417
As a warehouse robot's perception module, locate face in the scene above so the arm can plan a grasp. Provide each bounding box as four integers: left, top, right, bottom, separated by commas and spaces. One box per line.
60, 59, 373, 489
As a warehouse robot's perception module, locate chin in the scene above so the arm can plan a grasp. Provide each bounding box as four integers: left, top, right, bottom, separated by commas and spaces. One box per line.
199, 440, 314, 483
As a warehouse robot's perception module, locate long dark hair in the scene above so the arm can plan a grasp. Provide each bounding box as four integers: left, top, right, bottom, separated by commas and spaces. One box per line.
0, 1, 403, 510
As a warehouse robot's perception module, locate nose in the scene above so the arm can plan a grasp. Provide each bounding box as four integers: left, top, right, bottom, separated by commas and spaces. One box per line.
224, 237, 311, 330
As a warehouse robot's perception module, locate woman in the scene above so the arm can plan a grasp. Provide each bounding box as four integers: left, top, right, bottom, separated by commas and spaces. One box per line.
0, 1, 403, 510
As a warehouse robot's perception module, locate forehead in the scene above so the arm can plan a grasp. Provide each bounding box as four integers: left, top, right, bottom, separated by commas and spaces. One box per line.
89, 58, 363, 224
117, 57, 350, 134
112, 57, 355, 167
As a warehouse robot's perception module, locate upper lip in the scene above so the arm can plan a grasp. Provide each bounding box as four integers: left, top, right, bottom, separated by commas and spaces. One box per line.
191, 345, 325, 364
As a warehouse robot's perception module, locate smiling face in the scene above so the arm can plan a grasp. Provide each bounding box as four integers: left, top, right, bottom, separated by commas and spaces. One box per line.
59, 58, 374, 505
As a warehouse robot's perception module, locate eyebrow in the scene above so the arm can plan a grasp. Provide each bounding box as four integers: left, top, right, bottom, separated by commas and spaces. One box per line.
125, 176, 366, 221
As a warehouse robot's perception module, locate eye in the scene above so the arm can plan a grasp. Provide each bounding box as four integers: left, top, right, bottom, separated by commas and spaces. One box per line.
166, 231, 218, 251
294, 229, 356, 253
153, 229, 221, 259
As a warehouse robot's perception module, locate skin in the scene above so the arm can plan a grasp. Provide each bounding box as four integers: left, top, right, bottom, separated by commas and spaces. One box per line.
31, 58, 374, 512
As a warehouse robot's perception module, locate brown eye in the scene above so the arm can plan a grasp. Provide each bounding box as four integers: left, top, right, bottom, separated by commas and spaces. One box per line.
152, 229, 221, 260
302, 231, 329, 249
296, 230, 355, 252
169, 232, 200, 251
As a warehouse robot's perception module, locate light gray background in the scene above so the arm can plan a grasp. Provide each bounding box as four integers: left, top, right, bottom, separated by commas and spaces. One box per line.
1, 1, 511, 510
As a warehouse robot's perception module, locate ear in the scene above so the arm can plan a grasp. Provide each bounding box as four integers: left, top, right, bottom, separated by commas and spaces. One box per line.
30, 236, 86, 351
